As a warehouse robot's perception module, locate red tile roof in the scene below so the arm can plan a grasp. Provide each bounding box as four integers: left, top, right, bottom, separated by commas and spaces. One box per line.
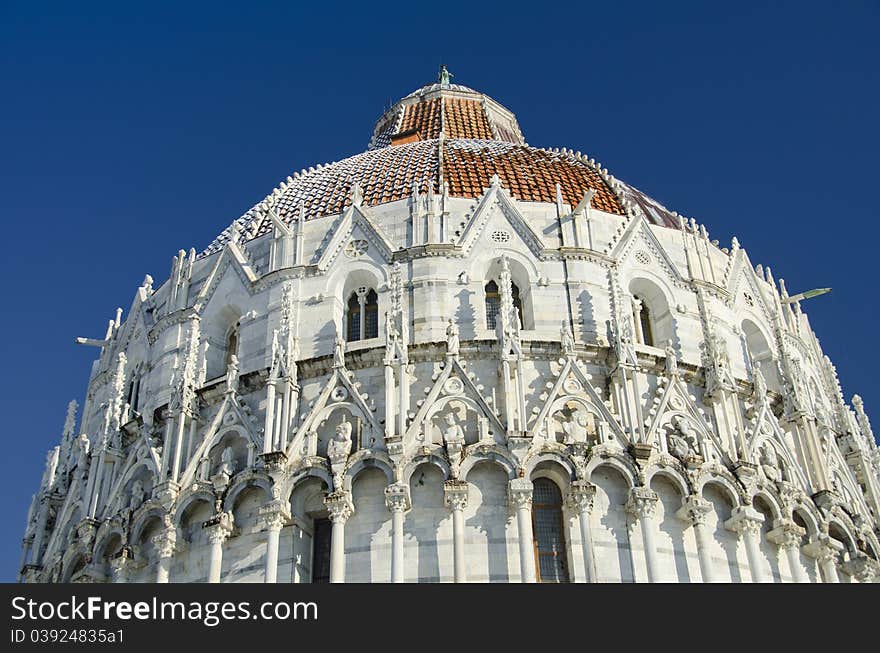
204, 139, 642, 254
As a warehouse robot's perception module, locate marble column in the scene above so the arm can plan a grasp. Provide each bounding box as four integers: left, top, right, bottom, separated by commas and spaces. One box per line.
767, 520, 808, 582
203, 512, 233, 584
259, 501, 291, 584
509, 478, 537, 583
263, 379, 277, 454
626, 487, 661, 582
152, 527, 177, 584
565, 480, 597, 583
677, 495, 716, 582
384, 483, 411, 583
443, 480, 469, 583
725, 506, 767, 582
324, 490, 353, 583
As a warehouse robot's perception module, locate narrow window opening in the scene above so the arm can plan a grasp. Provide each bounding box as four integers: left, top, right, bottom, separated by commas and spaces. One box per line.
311, 517, 332, 584
532, 478, 570, 583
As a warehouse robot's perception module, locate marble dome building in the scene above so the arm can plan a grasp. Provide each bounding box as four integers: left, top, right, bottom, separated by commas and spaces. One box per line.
20, 68, 880, 583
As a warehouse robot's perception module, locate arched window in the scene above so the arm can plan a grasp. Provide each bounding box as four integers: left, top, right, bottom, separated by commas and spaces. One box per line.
346, 288, 379, 342
225, 322, 240, 367
485, 280, 523, 330
531, 478, 570, 583
632, 295, 654, 346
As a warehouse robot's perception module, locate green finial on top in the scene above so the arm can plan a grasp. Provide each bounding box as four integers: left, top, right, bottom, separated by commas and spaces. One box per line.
438, 64, 453, 86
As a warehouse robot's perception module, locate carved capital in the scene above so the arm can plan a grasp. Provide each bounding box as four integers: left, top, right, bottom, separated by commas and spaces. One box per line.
443, 480, 469, 512
258, 451, 288, 472
766, 520, 806, 549
677, 496, 712, 527
324, 490, 354, 524
384, 483, 411, 513
725, 506, 764, 537
203, 511, 234, 544
841, 555, 879, 583
626, 487, 659, 520
508, 478, 533, 510
566, 480, 596, 514
802, 535, 843, 564
151, 528, 177, 560
258, 500, 291, 532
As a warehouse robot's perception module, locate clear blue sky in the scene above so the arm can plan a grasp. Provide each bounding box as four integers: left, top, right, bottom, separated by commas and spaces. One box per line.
1, 1, 877, 580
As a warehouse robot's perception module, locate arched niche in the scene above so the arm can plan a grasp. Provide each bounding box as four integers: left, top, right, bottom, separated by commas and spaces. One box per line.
424, 395, 493, 447
207, 428, 252, 479
628, 276, 675, 348
481, 255, 534, 330
313, 404, 368, 457
741, 318, 780, 390
543, 396, 606, 446
202, 304, 244, 381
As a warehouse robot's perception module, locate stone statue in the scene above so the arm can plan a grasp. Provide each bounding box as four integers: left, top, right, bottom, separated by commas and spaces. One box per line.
665, 343, 678, 377
334, 333, 346, 368
446, 319, 460, 356
225, 355, 239, 392
561, 321, 575, 356
442, 411, 465, 446
128, 479, 146, 511
760, 443, 780, 483
666, 416, 696, 460
219, 445, 235, 477
561, 409, 594, 444
752, 362, 768, 401
442, 411, 465, 478
385, 311, 398, 340
438, 64, 453, 86
328, 414, 353, 462
74, 433, 90, 475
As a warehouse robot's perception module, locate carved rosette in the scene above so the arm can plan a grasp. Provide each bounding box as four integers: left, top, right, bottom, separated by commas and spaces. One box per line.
324, 490, 354, 524
626, 487, 659, 520
443, 480, 469, 512
384, 483, 411, 514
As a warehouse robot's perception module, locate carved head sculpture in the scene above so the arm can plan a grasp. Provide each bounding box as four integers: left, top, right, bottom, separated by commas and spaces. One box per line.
335, 414, 352, 441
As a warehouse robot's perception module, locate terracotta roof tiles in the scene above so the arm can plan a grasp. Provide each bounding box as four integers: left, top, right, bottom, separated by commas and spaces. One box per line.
203, 139, 639, 255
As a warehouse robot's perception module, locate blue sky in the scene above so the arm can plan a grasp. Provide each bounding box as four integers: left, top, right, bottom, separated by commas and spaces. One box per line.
1, 1, 877, 580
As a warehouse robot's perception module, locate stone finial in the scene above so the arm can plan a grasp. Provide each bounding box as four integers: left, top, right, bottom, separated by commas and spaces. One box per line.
350, 181, 364, 207
63, 400, 78, 440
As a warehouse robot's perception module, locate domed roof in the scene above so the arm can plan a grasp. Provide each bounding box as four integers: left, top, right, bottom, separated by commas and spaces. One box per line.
204, 74, 682, 255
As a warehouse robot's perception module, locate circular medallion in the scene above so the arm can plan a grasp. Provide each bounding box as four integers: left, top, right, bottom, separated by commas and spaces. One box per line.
344, 239, 369, 258
443, 377, 465, 395
331, 386, 349, 402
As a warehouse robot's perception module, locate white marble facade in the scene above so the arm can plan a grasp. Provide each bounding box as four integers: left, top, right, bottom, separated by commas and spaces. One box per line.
19, 77, 880, 584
